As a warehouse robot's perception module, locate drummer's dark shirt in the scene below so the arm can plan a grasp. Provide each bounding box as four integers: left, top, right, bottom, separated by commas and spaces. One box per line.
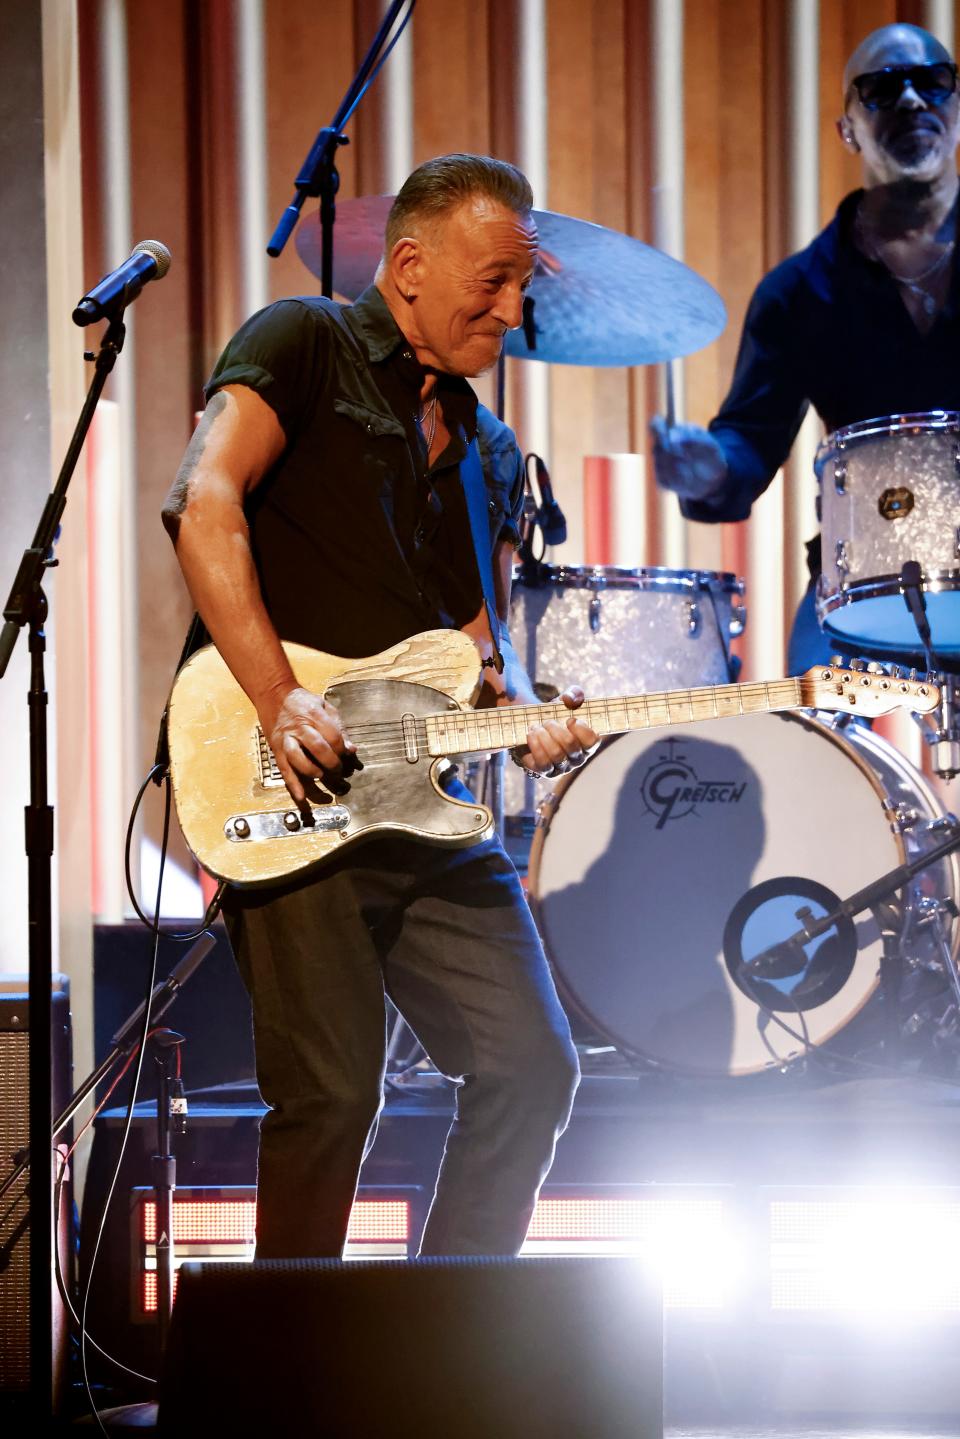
198, 284, 524, 658
684, 188, 960, 567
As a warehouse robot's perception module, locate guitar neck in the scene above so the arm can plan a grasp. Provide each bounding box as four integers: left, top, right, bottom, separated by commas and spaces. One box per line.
426, 677, 805, 757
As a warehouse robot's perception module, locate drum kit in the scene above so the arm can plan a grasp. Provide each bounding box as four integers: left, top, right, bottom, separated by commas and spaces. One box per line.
300, 199, 960, 1084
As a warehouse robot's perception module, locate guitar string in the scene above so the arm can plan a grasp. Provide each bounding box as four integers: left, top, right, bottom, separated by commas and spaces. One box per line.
328, 679, 808, 742
283, 680, 846, 765
267, 679, 913, 766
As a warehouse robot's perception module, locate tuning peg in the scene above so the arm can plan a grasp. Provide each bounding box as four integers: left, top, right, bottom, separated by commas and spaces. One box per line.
829, 654, 846, 667
908, 668, 918, 682
866, 662, 886, 674
849, 658, 865, 671
890, 665, 903, 679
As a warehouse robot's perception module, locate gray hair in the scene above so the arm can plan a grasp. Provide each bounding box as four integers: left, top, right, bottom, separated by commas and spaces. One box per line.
385, 153, 533, 252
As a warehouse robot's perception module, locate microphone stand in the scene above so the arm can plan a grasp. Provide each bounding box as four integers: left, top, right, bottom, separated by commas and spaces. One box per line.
0, 308, 129, 1423
151, 1029, 187, 1354
266, 0, 416, 287
900, 560, 960, 778
741, 818, 960, 1057
0, 931, 215, 1207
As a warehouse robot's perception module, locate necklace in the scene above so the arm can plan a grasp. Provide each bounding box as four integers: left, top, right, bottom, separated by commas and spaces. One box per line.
855, 206, 955, 316
418, 390, 439, 454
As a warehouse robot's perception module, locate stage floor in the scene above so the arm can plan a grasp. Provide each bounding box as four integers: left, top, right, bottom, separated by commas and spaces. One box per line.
667, 1430, 960, 1438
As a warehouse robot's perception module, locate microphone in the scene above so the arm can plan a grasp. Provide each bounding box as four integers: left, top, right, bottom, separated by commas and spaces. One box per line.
72, 240, 171, 326
533, 455, 567, 546
901, 559, 934, 657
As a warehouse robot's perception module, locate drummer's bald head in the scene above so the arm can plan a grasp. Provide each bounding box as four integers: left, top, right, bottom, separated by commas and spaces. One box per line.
384, 154, 534, 253
843, 23, 952, 96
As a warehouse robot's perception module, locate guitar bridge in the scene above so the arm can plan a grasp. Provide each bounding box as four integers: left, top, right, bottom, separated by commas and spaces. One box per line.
256, 727, 285, 788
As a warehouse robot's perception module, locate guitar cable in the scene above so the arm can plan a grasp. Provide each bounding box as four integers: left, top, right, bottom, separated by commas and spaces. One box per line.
73, 764, 225, 1426
79, 767, 172, 1433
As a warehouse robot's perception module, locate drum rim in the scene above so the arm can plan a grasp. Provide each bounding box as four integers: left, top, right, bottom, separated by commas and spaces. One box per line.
815, 409, 960, 472
526, 712, 908, 1077
817, 570, 960, 627
512, 563, 746, 595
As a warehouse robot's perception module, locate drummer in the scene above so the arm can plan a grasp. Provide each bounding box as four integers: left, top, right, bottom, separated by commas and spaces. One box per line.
651, 22, 960, 672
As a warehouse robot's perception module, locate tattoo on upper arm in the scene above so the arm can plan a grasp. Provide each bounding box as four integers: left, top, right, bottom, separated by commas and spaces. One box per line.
161, 391, 228, 538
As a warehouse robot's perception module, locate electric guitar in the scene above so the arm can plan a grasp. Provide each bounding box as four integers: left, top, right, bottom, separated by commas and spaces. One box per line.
165, 628, 940, 888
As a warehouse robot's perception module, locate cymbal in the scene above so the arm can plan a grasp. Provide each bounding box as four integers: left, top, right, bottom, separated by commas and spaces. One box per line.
295, 196, 726, 367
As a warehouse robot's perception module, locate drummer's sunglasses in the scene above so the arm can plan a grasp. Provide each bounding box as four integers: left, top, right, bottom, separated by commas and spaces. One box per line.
849, 61, 958, 111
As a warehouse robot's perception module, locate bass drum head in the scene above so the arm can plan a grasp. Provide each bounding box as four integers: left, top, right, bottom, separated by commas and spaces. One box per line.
528, 712, 908, 1077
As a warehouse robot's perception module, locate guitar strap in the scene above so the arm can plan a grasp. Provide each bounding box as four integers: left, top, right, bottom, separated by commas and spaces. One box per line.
459, 435, 505, 674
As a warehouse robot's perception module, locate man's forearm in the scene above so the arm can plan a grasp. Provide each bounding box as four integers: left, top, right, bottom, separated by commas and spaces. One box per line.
170, 491, 296, 729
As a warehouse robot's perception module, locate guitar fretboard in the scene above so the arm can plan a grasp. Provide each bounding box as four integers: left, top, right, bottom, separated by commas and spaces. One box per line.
424, 677, 805, 756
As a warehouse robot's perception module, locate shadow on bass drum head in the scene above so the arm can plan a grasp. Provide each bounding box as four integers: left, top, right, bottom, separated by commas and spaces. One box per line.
527, 712, 959, 1077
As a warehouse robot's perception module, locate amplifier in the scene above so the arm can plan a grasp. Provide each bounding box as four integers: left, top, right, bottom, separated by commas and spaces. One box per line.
0, 976, 73, 1407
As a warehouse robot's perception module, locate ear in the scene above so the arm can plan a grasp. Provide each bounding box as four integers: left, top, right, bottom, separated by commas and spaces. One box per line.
386, 235, 427, 302
836, 115, 860, 152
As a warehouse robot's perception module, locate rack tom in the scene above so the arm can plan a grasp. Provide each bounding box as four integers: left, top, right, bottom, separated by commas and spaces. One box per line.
816, 410, 960, 657
506, 565, 745, 819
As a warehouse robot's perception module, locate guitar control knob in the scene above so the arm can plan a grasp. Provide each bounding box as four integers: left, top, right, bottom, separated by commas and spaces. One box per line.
233, 817, 250, 839
283, 811, 301, 831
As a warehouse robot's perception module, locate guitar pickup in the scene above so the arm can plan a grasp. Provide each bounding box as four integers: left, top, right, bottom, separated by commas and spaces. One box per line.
225, 806, 351, 843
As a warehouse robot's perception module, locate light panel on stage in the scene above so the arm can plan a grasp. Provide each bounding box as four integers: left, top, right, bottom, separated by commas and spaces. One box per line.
767, 1187, 960, 1317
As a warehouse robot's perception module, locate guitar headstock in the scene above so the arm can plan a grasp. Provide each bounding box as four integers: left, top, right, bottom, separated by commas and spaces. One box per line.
798, 660, 941, 717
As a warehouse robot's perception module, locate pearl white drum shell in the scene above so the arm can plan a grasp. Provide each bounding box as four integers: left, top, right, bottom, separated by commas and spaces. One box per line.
528, 711, 959, 1077
816, 410, 960, 656
507, 566, 745, 817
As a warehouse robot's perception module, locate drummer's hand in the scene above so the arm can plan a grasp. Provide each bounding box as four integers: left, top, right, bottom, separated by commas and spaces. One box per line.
515, 686, 600, 778
650, 415, 728, 501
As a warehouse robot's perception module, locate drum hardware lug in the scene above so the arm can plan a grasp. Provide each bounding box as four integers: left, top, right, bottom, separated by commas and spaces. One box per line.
535, 792, 559, 826
833, 458, 846, 494
835, 540, 850, 575
882, 799, 920, 833
588, 594, 603, 632
685, 601, 701, 638
729, 601, 746, 638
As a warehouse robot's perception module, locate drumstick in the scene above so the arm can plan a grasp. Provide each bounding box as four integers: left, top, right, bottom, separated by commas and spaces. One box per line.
664, 359, 676, 431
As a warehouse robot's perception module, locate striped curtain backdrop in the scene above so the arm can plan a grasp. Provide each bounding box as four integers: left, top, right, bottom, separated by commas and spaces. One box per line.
68, 0, 960, 898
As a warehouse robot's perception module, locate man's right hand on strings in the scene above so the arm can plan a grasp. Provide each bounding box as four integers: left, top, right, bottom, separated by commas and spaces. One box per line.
263, 685, 357, 804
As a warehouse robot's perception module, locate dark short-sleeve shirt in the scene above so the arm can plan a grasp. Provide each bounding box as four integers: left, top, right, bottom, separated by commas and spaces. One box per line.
684, 189, 960, 542
204, 284, 525, 658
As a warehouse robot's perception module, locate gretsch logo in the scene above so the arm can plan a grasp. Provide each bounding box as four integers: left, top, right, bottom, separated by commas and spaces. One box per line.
640, 738, 747, 830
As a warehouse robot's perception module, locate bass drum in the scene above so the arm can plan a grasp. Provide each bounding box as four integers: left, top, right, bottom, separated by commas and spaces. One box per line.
528, 712, 960, 1077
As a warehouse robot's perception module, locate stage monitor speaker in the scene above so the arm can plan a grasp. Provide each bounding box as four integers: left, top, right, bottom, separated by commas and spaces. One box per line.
159, 1255, 662, 1438
0, 976, 72, 1408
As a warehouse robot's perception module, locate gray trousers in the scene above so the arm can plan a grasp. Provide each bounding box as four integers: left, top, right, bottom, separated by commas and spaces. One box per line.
223, 810, 580, 1259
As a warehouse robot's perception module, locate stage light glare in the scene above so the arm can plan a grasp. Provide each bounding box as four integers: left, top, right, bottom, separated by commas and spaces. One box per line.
770, 1193, 960, 1316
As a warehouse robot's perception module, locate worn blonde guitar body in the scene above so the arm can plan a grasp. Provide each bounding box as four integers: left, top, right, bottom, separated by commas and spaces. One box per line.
167, 628, 940, 888
168, 629, 488, 888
